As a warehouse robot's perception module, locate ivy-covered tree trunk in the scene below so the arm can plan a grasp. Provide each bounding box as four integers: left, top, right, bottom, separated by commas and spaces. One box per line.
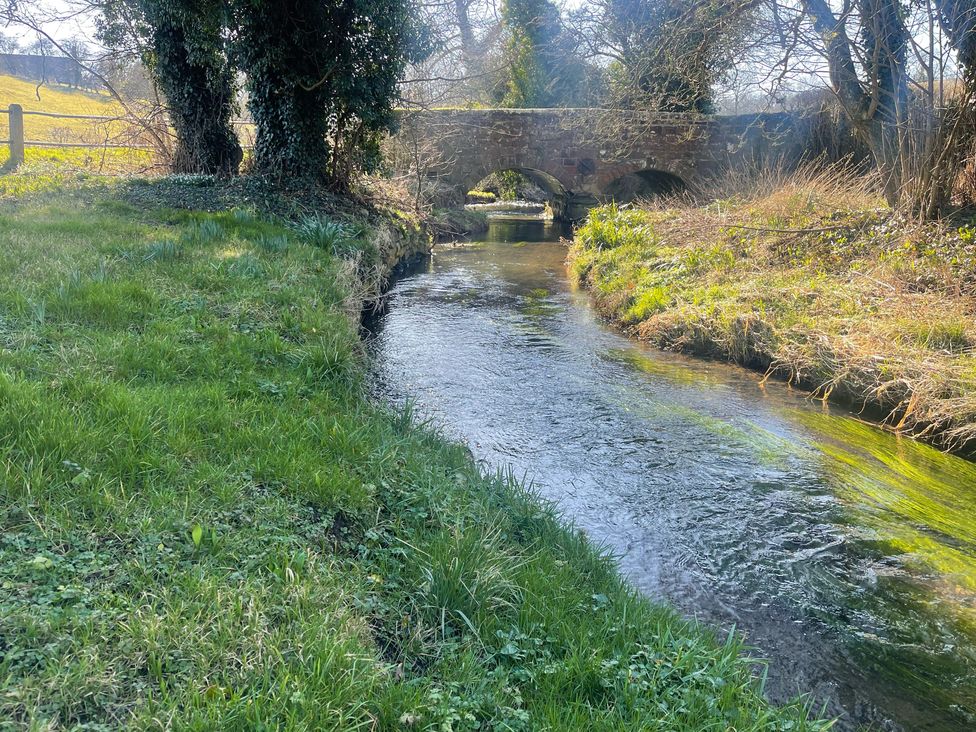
97, 0, 242, 175
230, 0, 343, 185
241, 62, 332, 185
152, 15, 242, 175
146, 1, 242, 175
231, 0, 424, 188
499, 0, 593, 108
934, 0, 976, 74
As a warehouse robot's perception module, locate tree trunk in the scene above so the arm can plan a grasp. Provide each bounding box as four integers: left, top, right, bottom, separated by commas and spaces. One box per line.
801, 0, 908, 206
150, 6, 242, 175
455, 0, 476, 72
247, 78, 331, 184
232, 0, 346, 185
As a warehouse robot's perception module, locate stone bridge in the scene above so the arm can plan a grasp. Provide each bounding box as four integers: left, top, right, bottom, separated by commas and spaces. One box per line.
396, 109, 801, 219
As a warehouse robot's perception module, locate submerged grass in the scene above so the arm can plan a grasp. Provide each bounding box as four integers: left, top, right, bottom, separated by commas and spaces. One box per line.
0, 177, 829, 729
570, 166, 976, 452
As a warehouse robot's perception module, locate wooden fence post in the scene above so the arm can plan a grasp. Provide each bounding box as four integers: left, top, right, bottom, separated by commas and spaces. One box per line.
8, 104, 25, 168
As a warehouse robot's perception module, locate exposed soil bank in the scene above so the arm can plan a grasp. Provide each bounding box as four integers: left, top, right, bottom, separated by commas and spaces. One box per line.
569, 174, 976, 453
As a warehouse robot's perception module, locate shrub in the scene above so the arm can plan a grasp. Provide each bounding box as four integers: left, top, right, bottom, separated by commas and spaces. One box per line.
295, 216, 358, 256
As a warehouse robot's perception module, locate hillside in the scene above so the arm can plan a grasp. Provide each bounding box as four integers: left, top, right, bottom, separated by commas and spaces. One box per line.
0, 74, 156, 172
0, 74, 127, 141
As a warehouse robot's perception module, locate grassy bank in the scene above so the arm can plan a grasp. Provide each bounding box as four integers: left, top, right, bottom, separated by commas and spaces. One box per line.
0, 174, 829, 729
570, 169, 976, 452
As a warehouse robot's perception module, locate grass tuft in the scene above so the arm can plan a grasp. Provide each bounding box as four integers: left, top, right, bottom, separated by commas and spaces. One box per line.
144, 239, 183, 262
296, 215, 358, 255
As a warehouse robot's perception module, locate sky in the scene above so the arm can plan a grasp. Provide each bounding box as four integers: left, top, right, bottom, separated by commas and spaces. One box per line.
2, 1, 101, 48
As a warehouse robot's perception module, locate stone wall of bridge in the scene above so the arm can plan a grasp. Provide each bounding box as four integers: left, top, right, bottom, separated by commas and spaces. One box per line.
395, 109, 803, 219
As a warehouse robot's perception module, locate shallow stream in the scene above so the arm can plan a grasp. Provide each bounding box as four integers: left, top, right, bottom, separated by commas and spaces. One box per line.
366, 217, 976, 731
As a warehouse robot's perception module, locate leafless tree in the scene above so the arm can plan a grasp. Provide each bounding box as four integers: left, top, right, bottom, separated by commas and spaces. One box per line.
736, 0, 976, 213
400, 0, 508, 107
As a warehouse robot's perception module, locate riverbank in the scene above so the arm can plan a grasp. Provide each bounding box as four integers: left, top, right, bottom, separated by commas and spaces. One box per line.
427, 205, 490, 240
0, 174, 828, 729
570, 169, 976, 453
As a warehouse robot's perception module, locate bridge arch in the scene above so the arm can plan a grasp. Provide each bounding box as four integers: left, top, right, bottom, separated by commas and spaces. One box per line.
604, 169, 687, 204
467, 166, 571, 218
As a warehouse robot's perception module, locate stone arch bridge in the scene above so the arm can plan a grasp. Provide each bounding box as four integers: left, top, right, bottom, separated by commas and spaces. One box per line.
395, 109, 800, 220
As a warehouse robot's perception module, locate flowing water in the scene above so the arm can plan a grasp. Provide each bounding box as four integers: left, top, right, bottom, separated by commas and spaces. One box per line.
365, 216, 976, 731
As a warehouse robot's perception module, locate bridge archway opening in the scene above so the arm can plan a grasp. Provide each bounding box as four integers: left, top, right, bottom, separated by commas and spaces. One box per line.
468, 167, 569, 219
605, 169, 687, 204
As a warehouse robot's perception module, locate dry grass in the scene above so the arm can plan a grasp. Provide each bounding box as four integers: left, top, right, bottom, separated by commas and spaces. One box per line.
571, 165, 976, 452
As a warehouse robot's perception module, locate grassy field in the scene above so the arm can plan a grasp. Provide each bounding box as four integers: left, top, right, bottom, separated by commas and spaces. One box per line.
0, 74, 122, 111
570, 168, 976, 452
0, 74, 252, 174
0, 75, 129, 143
0, 173, 829, 730
0, 74, 162, 175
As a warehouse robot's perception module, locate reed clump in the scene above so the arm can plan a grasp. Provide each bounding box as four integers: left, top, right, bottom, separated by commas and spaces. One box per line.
570, 165, 976, 452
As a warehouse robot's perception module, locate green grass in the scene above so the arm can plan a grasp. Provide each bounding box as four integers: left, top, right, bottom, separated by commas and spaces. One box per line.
1, 146, 157, 176
0, 178, 829, 730
571, 179, 976, 452
466, 190, 497, 202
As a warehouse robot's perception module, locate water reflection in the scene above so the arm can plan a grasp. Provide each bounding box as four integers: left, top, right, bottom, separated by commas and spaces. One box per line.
366, 218, 976, 731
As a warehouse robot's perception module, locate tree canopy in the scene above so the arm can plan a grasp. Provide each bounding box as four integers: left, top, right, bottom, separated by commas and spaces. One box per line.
498, 0, 595, 107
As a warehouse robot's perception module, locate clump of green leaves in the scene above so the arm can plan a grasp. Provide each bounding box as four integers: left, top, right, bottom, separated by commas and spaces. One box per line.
255, 233, 290, 253
295, 216, 357, 254
183, 218, 225, 244
294, 215, 378, 263
144, 239, 183, 262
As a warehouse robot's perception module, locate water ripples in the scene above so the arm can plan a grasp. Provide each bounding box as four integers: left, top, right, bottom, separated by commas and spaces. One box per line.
366, 221, 976, 731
